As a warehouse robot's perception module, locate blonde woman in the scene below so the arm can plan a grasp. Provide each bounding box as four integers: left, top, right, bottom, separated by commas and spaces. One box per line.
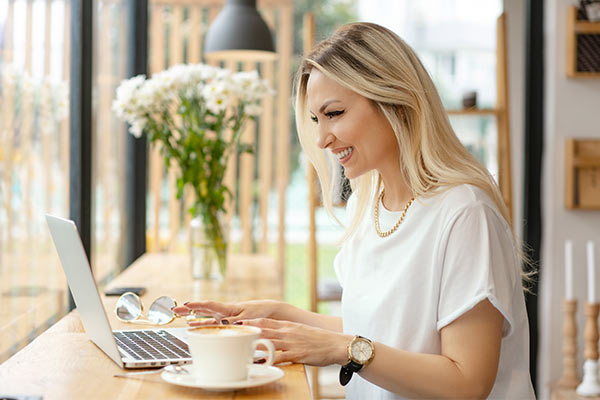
175, 22, 535, 399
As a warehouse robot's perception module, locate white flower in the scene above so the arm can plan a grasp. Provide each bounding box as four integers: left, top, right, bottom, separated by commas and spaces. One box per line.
112, 63, 273, 138
202, 80, 235, 113
205, 93, 228, 114
112, 74, 147, 121
129, 118, 147, 138
232, 70, 272, 103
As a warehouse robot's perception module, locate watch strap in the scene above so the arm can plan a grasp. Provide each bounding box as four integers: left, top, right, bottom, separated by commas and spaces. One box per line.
339, 360, 363, 386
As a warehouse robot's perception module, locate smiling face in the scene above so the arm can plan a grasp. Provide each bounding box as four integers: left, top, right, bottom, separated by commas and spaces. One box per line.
306, 69, 401, 180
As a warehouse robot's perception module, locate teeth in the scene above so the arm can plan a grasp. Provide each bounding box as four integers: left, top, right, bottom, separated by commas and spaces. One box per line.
335, 147, 353, 160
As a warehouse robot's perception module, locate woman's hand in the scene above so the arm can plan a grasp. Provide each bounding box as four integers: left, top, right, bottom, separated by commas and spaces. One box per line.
239, 318, 351, 367
172, 299, 283, 326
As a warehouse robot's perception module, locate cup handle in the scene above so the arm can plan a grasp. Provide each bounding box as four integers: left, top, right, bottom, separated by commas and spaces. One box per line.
252, 338, 275, 367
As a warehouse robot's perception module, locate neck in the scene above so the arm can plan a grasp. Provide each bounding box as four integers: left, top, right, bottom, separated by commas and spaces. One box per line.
380, 174, 413, 211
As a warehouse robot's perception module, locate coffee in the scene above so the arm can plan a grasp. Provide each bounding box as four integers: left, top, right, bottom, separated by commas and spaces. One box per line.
188, 325, 256, 336
186, 324, 275, 382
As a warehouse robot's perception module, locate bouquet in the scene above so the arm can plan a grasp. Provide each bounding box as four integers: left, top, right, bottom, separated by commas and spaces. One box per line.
112, 64, 271, 277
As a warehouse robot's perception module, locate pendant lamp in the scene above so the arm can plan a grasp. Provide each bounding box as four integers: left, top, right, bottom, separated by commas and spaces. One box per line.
204, 0, 276, 61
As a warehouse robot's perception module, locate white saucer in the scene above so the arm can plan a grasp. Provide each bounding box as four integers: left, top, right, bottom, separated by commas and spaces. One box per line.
160, 364, 284, 391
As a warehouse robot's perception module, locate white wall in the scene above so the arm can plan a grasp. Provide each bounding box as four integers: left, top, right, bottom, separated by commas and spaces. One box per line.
539, 0, 600, 399
505, 0, 526, 243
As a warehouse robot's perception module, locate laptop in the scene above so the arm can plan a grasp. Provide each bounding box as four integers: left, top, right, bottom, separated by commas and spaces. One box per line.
46, 214, 192, 369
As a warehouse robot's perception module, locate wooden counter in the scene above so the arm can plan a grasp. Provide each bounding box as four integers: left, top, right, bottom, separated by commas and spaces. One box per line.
0, 253, 311, 399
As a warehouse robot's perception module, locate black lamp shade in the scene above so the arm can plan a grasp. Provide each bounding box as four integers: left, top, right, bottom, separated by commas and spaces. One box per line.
204, 0, 276, 60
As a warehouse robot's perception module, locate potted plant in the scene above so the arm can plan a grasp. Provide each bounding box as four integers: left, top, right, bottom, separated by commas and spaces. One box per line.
112, 64, 271, 279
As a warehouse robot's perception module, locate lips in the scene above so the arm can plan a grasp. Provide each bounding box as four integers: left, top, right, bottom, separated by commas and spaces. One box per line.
334, 147, 353, 160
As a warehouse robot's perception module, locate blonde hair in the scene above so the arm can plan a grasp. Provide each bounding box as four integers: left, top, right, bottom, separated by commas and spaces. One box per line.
294, 22, 534, 285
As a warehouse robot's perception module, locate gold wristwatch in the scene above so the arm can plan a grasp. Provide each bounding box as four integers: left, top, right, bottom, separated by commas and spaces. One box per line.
339, 336, 375, 386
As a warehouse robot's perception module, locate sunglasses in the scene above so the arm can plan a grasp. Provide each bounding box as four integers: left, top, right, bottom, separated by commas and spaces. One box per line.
114, 292, 181, 325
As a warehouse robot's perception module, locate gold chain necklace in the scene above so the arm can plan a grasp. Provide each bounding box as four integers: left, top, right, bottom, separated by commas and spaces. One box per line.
374, 190, 414, 238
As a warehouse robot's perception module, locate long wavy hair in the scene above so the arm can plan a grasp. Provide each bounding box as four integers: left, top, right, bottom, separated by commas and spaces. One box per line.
294, 22, 533, 283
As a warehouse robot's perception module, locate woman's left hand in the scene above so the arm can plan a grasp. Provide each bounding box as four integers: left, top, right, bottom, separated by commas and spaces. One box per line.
239, 318, 351, 366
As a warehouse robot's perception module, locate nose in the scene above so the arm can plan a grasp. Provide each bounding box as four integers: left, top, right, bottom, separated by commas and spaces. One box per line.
316, 127, 334, 149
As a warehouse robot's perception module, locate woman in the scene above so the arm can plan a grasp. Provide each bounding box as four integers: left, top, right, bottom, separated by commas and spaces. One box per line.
174, 22, 535, 399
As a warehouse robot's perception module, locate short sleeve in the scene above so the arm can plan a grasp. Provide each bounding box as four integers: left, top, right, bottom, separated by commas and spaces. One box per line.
436, 203, 518, 337
333, 251, 345, 289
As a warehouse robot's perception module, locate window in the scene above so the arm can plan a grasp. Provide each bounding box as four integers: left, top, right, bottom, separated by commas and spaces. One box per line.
0, 0, 70, 362
0, 0, 136, 362
91, 0, 129, 285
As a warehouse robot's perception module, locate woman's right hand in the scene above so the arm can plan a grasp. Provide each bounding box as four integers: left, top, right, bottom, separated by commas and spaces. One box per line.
172, 299, 283, 327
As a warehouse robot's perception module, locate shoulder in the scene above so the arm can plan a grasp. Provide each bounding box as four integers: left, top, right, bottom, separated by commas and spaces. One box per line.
420, 184, 509, 232
428, 184, 495, 209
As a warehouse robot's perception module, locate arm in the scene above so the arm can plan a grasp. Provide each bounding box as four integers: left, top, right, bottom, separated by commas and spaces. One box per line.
247, 298, 503, 399
348, 299, 503, 399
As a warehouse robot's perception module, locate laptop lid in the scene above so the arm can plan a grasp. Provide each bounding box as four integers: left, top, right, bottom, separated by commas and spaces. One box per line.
45, 214, 124, 367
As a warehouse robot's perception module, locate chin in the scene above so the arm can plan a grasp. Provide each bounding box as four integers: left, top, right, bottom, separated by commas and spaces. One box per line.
341, 167, 362, 180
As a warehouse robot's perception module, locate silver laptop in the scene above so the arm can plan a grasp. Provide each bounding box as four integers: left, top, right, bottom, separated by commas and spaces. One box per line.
46, 214, 192, 369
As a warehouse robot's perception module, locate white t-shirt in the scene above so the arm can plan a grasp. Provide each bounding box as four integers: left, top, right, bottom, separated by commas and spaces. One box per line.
334, 184, 535, 399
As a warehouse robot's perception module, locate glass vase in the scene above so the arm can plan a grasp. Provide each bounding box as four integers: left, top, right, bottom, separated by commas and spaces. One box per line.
189, 214, 227, 281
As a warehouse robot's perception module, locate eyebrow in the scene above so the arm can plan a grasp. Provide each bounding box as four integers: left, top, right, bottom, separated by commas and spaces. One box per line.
317, 99, 341, 114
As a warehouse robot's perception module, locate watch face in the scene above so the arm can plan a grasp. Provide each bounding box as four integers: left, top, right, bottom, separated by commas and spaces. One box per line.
351, 339, 373, 363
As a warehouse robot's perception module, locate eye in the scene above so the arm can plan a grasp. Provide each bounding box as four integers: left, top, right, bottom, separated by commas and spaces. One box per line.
310, 115, 318, 123
325, 110, 344, 119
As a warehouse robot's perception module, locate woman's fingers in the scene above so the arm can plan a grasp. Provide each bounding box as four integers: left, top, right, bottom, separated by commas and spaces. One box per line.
273, 350, 298, 365
268, 338, 289, 351
242, 317, 283, 329
185, 300, 235, 315
172, 306, 192, 316
258, 327, 284, 340
188, 317, 219, 326
173, 301, 239, 321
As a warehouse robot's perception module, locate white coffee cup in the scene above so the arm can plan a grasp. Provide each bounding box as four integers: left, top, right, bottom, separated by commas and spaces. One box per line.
186, 325, 275, 382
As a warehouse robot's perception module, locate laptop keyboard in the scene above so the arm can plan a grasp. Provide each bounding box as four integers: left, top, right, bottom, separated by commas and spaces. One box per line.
114, 330, 190, 360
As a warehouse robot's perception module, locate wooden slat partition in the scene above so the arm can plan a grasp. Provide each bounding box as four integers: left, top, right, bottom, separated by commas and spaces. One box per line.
167, 5, 184, 251
148, 3, 166, 251
258, 9, 275, 254
239, 61, 257, 253
275, 3, 293, 285
496, 13, 513, 223
146, 0, 293, 286
223, 58, 238, 239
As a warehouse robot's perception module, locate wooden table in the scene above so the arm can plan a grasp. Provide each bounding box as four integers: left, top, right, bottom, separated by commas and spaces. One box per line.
0, 253, 311, 399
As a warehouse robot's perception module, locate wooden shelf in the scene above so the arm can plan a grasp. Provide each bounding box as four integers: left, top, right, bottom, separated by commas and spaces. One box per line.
566, 6, 600, 78
565, 138, 600, 209
569, 71, 600, 78
574, 20, 600, 34
446, 108, 499, 116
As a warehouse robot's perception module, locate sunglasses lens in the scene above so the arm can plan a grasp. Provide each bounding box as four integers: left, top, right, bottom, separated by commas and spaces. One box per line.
116, 292, 142, 321
148, 296, 176, 325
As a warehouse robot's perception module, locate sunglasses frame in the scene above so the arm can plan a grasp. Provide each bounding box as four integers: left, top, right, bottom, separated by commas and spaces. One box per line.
114, 291, 179, 325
